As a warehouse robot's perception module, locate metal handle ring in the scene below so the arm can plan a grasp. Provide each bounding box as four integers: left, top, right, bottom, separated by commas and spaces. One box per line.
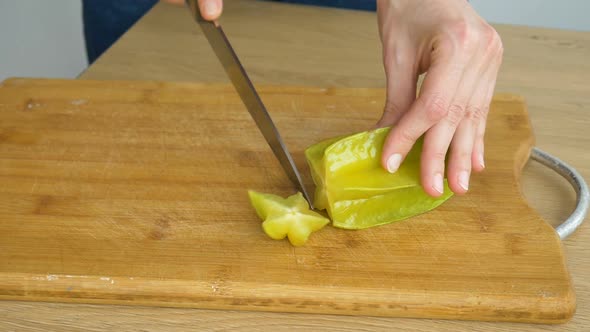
530, 147, 589, 240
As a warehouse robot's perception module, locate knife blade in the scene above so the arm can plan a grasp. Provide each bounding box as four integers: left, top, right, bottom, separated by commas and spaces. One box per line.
185, 0, 313, 208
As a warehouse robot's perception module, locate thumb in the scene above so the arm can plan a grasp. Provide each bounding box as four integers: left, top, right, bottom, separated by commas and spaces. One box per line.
198, 0, 223, 21
376, 50, 418, 128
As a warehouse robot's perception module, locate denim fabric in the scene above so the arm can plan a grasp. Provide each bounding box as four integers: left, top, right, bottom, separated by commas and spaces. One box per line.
82, 0, 158, 64
82, 1, 376, 64
276, 0, 375, 11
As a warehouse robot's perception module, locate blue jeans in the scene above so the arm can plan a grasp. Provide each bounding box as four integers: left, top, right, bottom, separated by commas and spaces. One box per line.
82, 0, 376, 64
82, 0, 159, 64
277, 0, 375, 11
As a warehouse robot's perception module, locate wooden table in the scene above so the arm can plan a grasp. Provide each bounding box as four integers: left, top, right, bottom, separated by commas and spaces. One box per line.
2, 1, 589, 330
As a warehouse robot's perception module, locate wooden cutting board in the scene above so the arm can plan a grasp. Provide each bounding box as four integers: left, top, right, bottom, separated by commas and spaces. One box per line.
0, 78, 575, 323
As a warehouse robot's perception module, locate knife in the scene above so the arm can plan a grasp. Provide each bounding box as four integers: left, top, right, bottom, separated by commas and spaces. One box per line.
185, 0, 313, 208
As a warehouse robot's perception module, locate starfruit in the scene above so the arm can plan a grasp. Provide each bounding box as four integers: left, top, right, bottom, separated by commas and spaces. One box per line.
248, 190, 330, 246
305, 127, 453, 229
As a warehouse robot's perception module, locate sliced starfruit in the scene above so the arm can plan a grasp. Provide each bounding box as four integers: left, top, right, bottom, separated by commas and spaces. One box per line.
305, 127, 453, 229
248, 190, 330, 246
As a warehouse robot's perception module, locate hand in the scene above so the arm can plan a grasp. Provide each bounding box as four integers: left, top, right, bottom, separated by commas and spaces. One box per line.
162, 0, 223, 20
376, 0, 503, 197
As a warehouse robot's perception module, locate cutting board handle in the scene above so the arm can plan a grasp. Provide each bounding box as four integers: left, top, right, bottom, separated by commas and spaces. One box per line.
531, 147, 589, 239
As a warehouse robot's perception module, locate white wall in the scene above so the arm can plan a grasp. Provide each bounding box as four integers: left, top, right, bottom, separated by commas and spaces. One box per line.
0, 0, 87, 82
471, 0, 590, 32
0, 0, 588, 82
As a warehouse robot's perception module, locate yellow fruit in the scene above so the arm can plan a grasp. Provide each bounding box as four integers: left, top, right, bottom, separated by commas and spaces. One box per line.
248, 190, 330, 246
305, 127, 453, 229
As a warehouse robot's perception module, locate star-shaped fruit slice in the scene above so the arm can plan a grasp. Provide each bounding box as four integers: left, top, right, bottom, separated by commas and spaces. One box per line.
248, 190, 330, 246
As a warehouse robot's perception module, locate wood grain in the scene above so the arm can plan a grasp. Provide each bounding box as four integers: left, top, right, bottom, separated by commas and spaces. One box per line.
0, 78, 575, 324
1, 0, 589, 331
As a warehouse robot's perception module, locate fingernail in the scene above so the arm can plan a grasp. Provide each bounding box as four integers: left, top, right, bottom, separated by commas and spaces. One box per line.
458, 170, 470, 191
204, 1, 218, 17
433, 173, 444, 194
386, 154, 402, 173
479, 153, 485, 169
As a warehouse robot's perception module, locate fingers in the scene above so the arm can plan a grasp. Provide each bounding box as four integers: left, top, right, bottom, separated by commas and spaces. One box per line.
382, 31, 503, 197
469, 29, 503, 174
447, 69, 495, 193
198, 0, 223, 20
472, 49, 502, 173
445, 109, 479, 194
376, 47, 419, 128
420, 55, 482, 196
436, 55, 487, 195
381, 53, 463, 175
470, 72, 495, 174
447, 28, 503, 193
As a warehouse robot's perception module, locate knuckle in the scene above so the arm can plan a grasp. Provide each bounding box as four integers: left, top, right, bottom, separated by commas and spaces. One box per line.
420, 95, 448, 122
496, 37, 505, 57
393, 49, 411, 67
449, 20, 469, 41
383, 99, 404, 115
448, 21, 504, 56
434, 36, 455, 57
449, 20, 478, 53
484, 26, 504, 56
396, 128, 416, 145
455, 149, 473, 165
465, 105, 487, 122
446, 104, 465, 126
426, 149, 448, 164
481, 25, 497, 49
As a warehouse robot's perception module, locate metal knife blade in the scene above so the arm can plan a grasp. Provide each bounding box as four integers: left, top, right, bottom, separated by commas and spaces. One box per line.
185, 0, 313, 208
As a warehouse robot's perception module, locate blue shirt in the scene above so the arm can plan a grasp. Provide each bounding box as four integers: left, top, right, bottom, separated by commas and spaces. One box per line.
82, 0, 376, 64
